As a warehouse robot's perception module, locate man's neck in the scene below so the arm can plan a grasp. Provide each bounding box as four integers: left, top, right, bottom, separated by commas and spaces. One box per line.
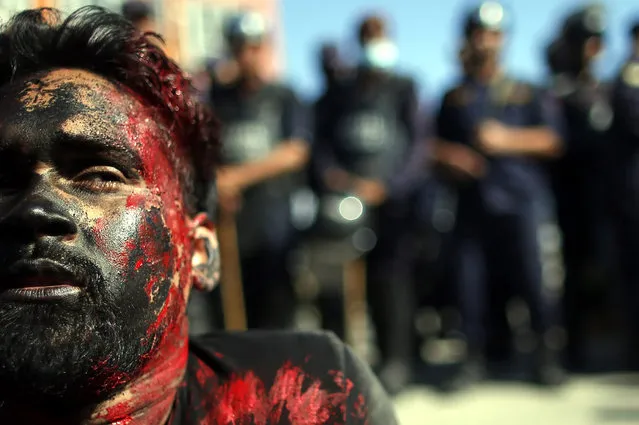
239, 71, 264, 93
469, 61, 501, 84
0, 321, 189, 425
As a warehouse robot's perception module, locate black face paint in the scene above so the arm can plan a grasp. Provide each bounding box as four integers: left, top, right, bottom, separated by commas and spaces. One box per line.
0, 69, 192, 414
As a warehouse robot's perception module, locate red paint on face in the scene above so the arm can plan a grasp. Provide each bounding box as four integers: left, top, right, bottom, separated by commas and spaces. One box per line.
102, 403, 134, 425
106, 239, 137, 272
126, 193, 146, 209
144, 275, 159, 300
162, 252, 171, 269
90, 86, 194, 423
207, 363, 365, 425
93, 217, 107, 244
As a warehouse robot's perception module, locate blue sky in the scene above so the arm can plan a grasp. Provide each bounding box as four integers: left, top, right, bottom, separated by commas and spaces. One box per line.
281, 0, 639, 101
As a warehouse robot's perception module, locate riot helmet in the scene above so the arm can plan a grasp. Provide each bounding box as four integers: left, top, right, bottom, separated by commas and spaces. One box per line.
463, 1, 507, 39
224, 11, 268, 51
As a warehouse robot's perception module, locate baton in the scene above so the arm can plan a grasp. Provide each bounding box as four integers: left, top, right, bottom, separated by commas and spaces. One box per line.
217, 209, 248, 331
343, 256, 368, 350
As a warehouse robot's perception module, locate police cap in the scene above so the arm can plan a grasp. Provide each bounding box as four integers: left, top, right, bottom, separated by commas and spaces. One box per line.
562, 4, 606, 44
464, 2, 507, 38
357, 14, 387, 45
121, 1, 153, 23
224, 11, 268, 48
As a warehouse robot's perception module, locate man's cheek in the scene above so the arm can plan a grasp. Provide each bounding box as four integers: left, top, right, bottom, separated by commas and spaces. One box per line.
90, 209, 141, 272
89, 204, 175, 303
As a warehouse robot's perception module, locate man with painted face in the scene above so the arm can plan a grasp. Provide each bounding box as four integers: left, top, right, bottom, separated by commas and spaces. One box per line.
312, 14, 418, 395
210, 11, 309, 330
545, 5, 613, 371
609, 17, 639, 371
0, 6, 397, 425
432, 2, 565, 391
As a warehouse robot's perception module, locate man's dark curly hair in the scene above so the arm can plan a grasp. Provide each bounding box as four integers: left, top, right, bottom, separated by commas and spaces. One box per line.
0, 6, 219, 214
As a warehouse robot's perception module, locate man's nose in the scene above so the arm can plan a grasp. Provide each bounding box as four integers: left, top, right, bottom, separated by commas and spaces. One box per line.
0, 195, 78, 241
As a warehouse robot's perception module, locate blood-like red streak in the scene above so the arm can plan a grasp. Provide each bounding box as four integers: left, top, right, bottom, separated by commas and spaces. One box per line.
91, 97, 193, 424
126, 193, 146, 209
206, 362, 366, 425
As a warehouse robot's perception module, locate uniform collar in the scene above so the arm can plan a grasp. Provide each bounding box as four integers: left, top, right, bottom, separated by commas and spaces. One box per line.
463, 71, 507, 89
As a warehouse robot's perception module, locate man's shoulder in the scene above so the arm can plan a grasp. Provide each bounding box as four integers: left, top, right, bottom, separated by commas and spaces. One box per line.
192, 329, 341, 347
190, 330, 346, 372
209, 79, 238, 101
185, 331, 398, 424
389, 72, 415, 88
441, 82, 468, 106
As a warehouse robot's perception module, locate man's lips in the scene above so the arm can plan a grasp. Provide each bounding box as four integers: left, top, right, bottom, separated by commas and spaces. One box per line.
0, 258, 85, 290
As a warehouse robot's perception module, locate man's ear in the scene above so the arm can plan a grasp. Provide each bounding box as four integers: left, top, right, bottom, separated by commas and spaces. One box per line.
190, 214, 219, 292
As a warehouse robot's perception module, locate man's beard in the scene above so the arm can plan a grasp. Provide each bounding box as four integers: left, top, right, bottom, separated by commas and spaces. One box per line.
0, 261, 156, 414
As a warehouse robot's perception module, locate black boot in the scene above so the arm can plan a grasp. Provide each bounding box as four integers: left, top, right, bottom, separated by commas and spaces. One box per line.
532, 345, 566, 387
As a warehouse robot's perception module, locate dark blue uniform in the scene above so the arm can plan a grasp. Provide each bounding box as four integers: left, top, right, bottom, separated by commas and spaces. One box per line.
436, 76, 561, 355
211, 80, 309, 330
549, 74, 613, 366
610, 57, 639, 369
313, 70, 419, 370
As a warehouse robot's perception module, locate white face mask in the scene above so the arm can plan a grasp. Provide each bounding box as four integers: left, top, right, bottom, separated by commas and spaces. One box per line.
360, 38, 398, 70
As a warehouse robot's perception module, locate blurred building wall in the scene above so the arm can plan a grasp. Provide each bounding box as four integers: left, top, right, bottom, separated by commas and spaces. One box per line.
2, 0, 283, 78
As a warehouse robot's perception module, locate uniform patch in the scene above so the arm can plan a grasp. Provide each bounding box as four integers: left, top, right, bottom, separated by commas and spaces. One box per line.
338, 112, 391, 154
222, 121, 273, 163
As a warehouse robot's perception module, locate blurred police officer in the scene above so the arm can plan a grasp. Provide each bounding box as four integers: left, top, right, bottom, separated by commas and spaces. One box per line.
121, 0, 155, 33
546, 5, 612, 371
312, 14, 418, 394
210, 11, 310, 329
609, 18, 639, 371
311, 43, 348, 194
316, 43, 348, 109
432, 2, 565, 390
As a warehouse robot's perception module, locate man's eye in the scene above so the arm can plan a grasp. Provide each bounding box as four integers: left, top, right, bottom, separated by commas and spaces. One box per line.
72, 167, 127, 192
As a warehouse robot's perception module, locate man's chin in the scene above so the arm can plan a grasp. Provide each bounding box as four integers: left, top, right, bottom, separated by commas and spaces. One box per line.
0, 303, 152, 410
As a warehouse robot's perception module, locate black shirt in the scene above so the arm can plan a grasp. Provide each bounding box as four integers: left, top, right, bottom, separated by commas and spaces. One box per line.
210, 80, 308, 168
210, 80, 309, 254
314, 72, 417, 188
168, 331, 396, 425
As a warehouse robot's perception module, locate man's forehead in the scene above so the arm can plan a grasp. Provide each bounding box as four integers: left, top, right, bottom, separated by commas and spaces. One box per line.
13, 68, 135, 112
0, 68, 172, 155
